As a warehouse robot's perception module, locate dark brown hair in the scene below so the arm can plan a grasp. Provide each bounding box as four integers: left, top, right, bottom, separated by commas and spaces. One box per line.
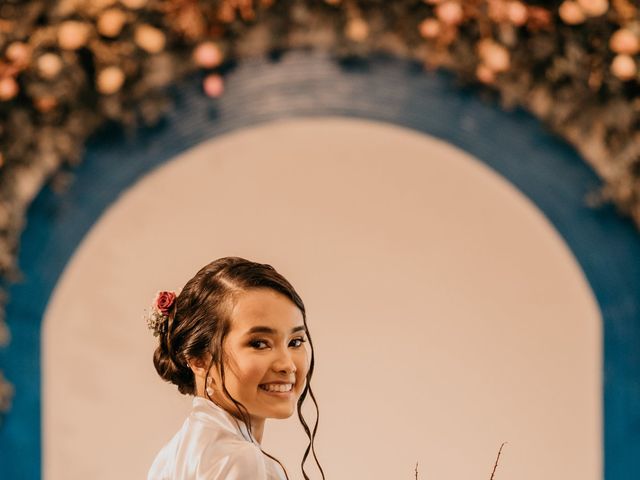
153, 256, 325, 480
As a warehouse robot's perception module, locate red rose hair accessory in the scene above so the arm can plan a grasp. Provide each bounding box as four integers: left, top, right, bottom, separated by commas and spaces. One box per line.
146, 290, 177, 337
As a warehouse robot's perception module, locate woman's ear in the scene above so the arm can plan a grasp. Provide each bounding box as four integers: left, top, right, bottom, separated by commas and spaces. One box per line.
186, 353, 212, 380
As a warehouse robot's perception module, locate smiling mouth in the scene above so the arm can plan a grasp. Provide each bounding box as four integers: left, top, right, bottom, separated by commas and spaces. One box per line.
259, 383, 294, 393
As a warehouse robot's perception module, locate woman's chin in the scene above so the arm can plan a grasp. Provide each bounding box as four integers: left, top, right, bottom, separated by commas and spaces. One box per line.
267, 404, 296, 419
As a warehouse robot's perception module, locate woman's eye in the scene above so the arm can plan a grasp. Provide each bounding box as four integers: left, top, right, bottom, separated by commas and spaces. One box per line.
249, 339, 269, 349
291, 337, 307, 348
250, 337, 307, 349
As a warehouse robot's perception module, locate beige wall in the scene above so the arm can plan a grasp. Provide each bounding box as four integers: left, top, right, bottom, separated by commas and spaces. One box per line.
42, 117, 602, 480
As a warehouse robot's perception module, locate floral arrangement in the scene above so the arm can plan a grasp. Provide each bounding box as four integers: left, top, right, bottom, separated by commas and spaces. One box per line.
413, 442, 507, 479
0, 0, 639, 420
146, 290, 177, 337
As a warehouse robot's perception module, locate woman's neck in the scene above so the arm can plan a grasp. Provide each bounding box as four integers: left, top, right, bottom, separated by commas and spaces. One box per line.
193, 373, 265, 443
196, 391, 265, 444
250, 417, 265, 444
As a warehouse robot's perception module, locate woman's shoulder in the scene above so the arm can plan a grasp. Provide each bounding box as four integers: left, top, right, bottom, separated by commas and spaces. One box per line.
149, 427, 267, 479
214, 443, 288, 480
198, 441, 268, 478
147, 425, 184, 480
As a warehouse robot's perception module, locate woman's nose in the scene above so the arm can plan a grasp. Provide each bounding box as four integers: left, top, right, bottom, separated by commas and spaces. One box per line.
273, 346, 296, 374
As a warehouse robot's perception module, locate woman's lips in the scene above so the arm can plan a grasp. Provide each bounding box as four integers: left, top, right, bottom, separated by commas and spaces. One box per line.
259, 384, 294, 397
260, 389, 293, 397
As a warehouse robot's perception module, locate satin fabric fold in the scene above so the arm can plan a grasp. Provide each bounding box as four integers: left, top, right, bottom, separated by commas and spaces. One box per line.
148, 397, 287, 480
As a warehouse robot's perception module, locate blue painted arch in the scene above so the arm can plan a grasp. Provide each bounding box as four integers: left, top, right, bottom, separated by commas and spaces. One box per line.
0, 50, 639, 479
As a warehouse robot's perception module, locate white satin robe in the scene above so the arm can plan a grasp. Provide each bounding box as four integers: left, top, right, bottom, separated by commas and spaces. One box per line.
148, 396, 287, 480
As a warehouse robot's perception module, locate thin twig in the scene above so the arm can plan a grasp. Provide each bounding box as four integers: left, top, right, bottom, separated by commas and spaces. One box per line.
489, 442, 508, 480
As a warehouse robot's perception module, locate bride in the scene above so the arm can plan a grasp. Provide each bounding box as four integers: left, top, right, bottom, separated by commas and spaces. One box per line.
146, 257, 325, 480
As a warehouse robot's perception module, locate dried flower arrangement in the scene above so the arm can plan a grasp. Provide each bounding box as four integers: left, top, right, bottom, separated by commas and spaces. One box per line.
0, 0, 638, 421
412, 442, 507, 478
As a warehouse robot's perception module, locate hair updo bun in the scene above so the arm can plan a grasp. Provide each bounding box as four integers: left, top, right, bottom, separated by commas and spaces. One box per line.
153, 325, 195, 394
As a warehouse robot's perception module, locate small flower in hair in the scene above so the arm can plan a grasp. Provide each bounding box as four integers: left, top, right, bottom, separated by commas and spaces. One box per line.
155, 290, 176, 315
146, 290, 176, 337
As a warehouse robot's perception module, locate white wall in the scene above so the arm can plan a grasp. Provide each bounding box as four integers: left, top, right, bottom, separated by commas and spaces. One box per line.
42, 117, 602, 480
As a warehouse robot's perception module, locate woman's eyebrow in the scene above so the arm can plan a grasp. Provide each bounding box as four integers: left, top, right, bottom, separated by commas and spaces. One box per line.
245, 325, 307, 335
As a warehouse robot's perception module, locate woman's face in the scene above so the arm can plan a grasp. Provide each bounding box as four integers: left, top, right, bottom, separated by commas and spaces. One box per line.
212, 288, 311, 421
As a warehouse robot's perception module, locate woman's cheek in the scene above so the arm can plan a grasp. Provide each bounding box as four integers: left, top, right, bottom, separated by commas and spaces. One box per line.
244, 363, 268, 382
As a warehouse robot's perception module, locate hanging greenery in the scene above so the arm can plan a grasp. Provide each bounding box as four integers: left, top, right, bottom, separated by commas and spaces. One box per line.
0, 0, 638, 418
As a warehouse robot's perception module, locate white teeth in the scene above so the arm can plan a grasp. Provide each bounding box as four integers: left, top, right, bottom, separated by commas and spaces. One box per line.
260, 383, 293, 392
